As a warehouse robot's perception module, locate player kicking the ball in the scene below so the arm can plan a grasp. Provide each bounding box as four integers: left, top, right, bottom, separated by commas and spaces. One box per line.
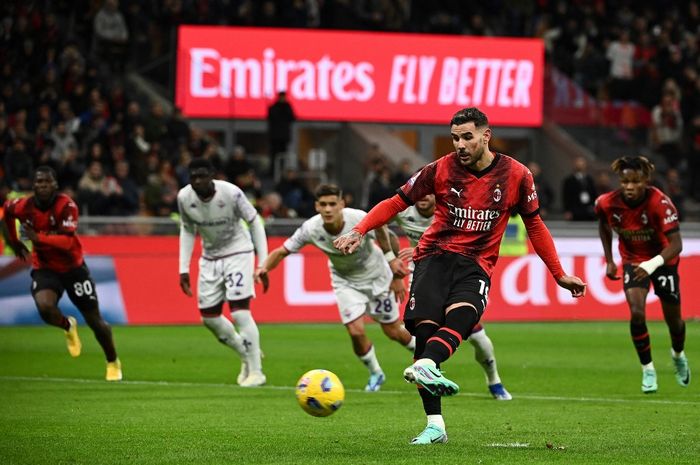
178, 158, 269, 387
334, 107, 586, 445
393, 193, 512, 400
254, 184, 415, 392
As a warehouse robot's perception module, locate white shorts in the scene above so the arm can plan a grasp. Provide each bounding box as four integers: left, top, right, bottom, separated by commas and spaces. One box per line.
334, 282, 400, 326
197, 252, 255, 309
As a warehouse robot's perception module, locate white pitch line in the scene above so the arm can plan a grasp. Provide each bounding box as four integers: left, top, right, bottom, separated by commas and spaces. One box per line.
1, 375, 699, 405
486, 442, 530, 448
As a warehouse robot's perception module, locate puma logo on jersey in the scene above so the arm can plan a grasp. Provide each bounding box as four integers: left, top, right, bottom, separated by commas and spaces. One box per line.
450, 187, 463, 197
612, 213, 622, 223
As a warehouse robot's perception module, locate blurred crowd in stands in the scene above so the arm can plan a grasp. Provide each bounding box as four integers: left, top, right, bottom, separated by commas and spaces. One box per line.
1, 1, 699, 222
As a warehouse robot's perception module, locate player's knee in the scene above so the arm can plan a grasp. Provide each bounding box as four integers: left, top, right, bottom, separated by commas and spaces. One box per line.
629, 311, 646, 324
384, 322, 409, 341
345, 322, 365, 339
35, 300, 54, 315
445, 305, 479, 339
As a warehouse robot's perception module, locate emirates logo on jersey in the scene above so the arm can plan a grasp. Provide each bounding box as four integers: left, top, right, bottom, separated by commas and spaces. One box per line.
447, 203, 500, 231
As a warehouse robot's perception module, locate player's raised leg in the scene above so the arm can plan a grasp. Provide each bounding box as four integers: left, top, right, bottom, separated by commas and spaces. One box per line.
468, 324, 512, 400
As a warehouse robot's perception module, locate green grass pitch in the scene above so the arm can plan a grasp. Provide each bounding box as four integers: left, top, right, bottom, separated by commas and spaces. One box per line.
1, 321, 699, 464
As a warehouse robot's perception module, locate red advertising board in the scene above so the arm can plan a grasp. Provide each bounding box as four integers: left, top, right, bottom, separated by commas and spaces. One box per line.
175, 26, 544, 126
68, 236, 700, 325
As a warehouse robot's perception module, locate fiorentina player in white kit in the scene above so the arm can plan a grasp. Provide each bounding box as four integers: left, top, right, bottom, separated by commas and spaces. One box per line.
178, 158, 269, 387
254, 184, 415, 391
393, 194, 512, 400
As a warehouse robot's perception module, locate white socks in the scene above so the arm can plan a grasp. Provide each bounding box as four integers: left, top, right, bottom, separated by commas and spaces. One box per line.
642, 361, 655, 371
468, 329, 501, 385
405, 335, 416, 352
359, 345, 382, 374
232, 310, 263, 373
427, 414, 445, 430
202, 315, 245, 354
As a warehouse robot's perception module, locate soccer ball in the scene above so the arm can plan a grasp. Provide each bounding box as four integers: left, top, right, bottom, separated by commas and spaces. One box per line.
295, 369, 345, 417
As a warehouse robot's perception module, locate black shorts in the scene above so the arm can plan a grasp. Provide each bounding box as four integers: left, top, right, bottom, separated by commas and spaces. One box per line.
31, 262, 100, 311
623, 263, 681, 304
404, 253, 490, 333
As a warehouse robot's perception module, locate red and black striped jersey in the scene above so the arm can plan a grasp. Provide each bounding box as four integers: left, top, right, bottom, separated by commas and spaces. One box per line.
398, 152, 538, 276
594, 187, 680, 265
3, 194, 84, 273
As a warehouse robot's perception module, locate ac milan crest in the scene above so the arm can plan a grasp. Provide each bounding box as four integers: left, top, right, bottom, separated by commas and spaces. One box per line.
493, 185, 502, 202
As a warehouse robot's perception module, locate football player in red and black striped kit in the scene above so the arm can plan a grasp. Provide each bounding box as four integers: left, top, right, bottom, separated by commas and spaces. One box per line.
334, 107, 586, 445
595, 156, 690, 394
2, 166, 122, 381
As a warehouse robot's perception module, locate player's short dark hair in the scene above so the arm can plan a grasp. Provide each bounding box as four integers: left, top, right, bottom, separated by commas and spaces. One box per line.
450, 107, 489, 128
611, 156, 655, 179
314, 184, 342, 200
188, 157, 214, 173
34, 165, 58, 182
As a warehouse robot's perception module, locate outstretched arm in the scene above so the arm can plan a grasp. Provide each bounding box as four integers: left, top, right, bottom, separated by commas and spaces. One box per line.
254, 246, 290, 288
334, 195, 408, 254
522, 213, 586, 297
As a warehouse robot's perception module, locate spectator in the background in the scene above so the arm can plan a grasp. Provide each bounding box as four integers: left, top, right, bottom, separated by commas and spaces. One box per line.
225, 145, 254, 182
650, 92, 684, 170
689, 115, 700, 201
166, 107, 190, 150
266, 91, 296, 177
77, 160, 110, 215
4, 139, 33, 191
527, 161, 554, 218
233, 168, 262, 205
57, 146, 84, 190
366, 166, 394, 210
562, 156, 598, 221
275, 169, 314, 218
360, 146, 387, 208
606, 29, 635, 101
93, 0, 129, 73
50, 120, 78, 162
259, 191, 294, 219
391, 159, 415, 190
107, 160, 140, 216
143, 101, 168, 145
143, 160, 179, 216
594, 170, 614, 196
664, 168, 685, 221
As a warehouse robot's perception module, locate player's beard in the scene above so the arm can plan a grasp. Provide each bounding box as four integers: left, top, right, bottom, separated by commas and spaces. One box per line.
458, 143, 484, 168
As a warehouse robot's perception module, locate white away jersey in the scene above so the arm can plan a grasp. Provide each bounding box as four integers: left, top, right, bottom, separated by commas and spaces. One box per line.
178, 180, 258, 258
393, 206, 432, 247
283, 208, 390, 285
